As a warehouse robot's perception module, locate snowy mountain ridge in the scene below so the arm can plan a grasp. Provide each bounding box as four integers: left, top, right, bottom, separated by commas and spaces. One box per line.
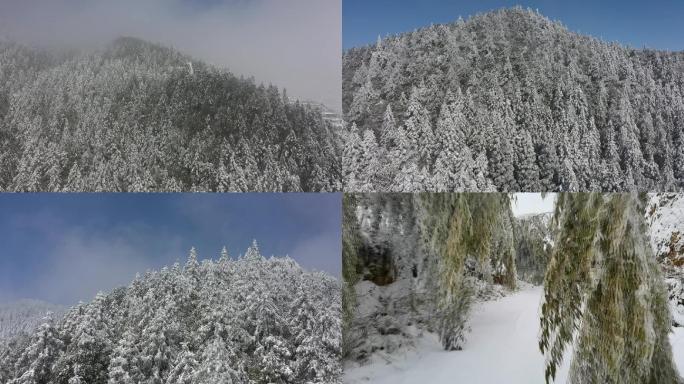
343, 7, 684, 192
0, 242, 342, 384
0, 37, 341, 192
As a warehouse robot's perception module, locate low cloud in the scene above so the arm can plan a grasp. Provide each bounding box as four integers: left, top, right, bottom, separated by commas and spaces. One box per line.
0, 0, 341, 110
287, 230, 341, 277
35, 230, 159, 304
25, 220, 186, 305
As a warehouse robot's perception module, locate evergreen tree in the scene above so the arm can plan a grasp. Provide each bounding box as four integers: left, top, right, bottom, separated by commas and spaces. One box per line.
0, 38, 340, 192
403, 85, 435, 168
10, 313, 63, 384
342, 7, 684, 191
194, 336, 245, 384
356, 129, 380, 192
165, 344, 197, 384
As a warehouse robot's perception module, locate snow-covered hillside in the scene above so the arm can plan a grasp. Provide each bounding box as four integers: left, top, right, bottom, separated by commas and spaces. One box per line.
0, 299, 65, 341
345, 286, 684, 384
0, 37, 341, 192
647, 193, 684, 327
343, 7, 684, 192
0, 242, 341, 384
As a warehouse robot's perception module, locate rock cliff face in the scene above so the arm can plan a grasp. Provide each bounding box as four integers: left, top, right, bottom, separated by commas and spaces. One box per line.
348, 194, 432, 362
346, 194, 515, 362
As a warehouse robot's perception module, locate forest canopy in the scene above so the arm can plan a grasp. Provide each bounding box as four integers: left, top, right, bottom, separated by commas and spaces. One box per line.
342, 7, 684, 192
0, 243, 342, 384
0, 37, 342, 192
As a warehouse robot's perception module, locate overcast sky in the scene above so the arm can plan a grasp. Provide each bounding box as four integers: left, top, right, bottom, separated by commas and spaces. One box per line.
0, 193, 341, 306
0, 0, 341, 111
511, 193, 556, 217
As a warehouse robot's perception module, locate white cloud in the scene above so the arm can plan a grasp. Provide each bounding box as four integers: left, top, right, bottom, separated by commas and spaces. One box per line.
30, 224, 186, 305
286, 230, 341, 277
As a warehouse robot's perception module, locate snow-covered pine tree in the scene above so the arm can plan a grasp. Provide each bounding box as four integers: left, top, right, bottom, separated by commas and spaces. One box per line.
106, 330, 140, 384
0, 38, 340, 192
194, 335, 246, 384
165, 343, 198, 384
342, 124, 363, 191
432, 88, 481, 191
9, 313, 63, 384
1, 244, 342, 384
342, 7, 684, 191
403, 85, 435, 169
244, 239, 261, 262
356, 130, 380, 192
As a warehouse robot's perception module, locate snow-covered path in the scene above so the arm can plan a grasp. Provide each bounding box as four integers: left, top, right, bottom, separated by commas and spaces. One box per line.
344, 286, 684, 383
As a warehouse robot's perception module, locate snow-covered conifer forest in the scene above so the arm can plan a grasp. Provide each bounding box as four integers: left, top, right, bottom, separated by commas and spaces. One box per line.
0, 242, 342, 384
342, 7, 684, 192
0, 300, 66, 341
0, 37, 341, 192
342, 193, 684, 383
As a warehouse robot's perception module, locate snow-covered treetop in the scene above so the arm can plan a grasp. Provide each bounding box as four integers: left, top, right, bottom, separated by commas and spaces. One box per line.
0, 243, 342, 384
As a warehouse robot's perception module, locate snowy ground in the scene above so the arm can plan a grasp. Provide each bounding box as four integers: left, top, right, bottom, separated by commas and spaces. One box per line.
344, 286, 684, 384
673, 327, 684, 373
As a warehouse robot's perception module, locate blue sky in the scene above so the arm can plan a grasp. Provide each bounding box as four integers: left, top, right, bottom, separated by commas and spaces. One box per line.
343, 0, 684, 50
0, 193, 341, 305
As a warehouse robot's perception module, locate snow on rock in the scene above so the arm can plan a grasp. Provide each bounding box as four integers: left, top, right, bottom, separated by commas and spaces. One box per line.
647, 193, 684, 327
666, 278, 684, 328
647, 193, 684, 266
344, 286, 571, 384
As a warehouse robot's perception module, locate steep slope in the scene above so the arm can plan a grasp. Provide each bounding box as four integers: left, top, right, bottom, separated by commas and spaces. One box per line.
0, 37, 341, 192
343, 7, 684, 192
647, 193, 684, 326
0, 243, 341, 384
0, 299, 66, 341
